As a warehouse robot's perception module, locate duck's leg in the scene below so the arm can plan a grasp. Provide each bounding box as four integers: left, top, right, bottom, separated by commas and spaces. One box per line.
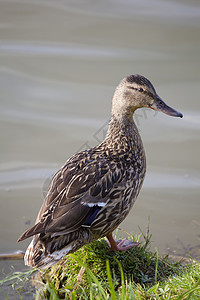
106, 232, 139, 251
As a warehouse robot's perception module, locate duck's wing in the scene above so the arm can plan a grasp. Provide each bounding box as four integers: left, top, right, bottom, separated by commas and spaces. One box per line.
18, 151, 125, 242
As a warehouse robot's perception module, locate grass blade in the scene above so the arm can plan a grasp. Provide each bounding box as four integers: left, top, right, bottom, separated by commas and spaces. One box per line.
155, 248, 159, 284
106, 260, 117, 300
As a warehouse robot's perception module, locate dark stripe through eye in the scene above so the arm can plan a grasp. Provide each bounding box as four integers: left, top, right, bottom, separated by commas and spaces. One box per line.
127, 86, 144, 92
127, 86, 154, 98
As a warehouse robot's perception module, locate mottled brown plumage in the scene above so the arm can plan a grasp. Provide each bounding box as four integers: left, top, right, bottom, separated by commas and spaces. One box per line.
18, 74, 183, 269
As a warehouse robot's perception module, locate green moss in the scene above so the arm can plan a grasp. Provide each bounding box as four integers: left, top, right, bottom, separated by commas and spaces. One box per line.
40, 237, 187, 299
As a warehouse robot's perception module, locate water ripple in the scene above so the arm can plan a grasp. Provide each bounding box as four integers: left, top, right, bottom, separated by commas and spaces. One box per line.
0, 42, 165, 60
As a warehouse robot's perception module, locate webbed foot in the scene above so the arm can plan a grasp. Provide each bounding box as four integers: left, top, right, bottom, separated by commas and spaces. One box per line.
106, 232, 139, 251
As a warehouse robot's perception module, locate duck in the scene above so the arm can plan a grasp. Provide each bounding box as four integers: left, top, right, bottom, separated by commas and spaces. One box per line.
18, 74, 183, 269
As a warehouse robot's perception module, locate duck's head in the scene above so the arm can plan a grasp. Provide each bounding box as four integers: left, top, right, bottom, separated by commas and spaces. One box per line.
112, 74, 183, 119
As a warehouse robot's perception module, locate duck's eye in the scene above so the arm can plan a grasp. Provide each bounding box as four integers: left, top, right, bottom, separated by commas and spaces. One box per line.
138, 88, 144, 92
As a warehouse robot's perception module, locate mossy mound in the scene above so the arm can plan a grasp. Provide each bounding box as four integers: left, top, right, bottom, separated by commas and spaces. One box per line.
41, 237, 183, 299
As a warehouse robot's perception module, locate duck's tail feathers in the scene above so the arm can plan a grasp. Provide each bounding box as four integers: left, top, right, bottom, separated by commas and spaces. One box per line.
24, 228, 92, 270
24, 239, 74, 270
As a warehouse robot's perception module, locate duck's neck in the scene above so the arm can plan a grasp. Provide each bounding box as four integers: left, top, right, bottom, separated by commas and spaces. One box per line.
104, 113, 144, 156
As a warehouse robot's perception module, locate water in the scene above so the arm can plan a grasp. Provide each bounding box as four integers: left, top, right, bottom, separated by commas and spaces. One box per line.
0, 0, 200, 296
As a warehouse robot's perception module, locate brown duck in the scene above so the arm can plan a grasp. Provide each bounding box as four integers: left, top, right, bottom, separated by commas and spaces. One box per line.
18, 74, 183, 269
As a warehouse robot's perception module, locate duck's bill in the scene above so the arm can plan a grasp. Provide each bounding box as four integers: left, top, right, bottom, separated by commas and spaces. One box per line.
150, 96, 183, 118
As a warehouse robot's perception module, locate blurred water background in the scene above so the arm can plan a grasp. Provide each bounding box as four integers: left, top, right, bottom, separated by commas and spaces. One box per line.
0, 0, 200, 294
